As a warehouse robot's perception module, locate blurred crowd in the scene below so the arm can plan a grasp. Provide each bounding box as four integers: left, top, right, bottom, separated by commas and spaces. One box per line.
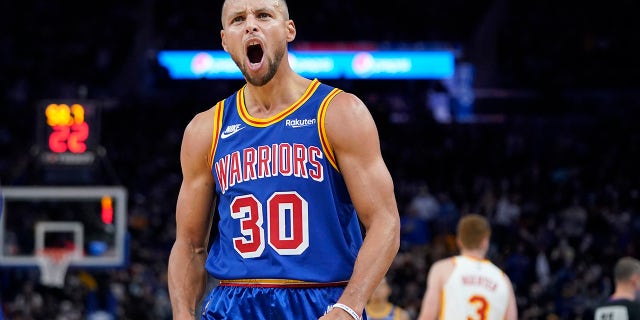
2, 0, 640, 319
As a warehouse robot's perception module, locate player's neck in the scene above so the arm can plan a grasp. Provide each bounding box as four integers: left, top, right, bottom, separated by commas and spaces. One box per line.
611, 284, 637, 301
243, 72, 310, 118
460, 250, 485, 260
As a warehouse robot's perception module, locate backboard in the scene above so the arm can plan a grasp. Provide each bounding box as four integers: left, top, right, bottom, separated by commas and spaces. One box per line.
0, 186, 128, 269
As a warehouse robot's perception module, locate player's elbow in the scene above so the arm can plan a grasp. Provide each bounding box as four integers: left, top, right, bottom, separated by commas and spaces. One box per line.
173, 237, 208, 256
383, 212, 401, 253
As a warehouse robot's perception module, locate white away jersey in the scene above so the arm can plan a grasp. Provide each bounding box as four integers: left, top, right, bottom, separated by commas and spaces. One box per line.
440, 255, 511, 320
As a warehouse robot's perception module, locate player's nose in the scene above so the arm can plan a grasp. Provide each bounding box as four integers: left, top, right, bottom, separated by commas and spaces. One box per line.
244, 15, 259, 34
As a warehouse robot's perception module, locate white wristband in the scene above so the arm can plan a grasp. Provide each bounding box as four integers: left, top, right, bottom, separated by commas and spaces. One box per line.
326, 303, 361, 320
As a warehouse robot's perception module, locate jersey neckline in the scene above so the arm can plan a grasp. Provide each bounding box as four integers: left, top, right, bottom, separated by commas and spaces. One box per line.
237, 78, 321, 127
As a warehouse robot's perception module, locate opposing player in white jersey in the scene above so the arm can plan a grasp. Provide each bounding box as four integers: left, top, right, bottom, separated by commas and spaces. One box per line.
417, 214, 517, 320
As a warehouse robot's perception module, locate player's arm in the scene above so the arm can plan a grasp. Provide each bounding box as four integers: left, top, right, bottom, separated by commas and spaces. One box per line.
417, 259, 448, 320
504, 274, 518, 320
321, 92, 401, 319
168, 109, 217, 320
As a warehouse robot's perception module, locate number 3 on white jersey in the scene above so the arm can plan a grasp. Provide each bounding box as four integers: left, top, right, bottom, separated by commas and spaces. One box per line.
468, 295, 489, 320
231, 191, 309, 258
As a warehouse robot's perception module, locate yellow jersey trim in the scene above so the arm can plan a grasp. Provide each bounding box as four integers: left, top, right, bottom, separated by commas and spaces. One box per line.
218, 278, 349, 288
208, 100, 225, 170
317, 88, 343, 171
237, 79, 321, 127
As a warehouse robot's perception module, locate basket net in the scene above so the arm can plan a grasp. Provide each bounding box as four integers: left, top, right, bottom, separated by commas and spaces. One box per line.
35, 248, 79, 288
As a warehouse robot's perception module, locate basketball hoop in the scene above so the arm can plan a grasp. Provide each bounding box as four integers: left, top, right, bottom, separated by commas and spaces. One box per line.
36, 248, 81, 288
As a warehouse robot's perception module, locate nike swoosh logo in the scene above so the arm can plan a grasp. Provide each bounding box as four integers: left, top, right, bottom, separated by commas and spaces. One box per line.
220, 126, 245, 139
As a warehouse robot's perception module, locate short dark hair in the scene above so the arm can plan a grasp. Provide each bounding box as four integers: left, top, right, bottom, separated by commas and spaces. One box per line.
614, 256, 640, 283
222, 0, 290, 19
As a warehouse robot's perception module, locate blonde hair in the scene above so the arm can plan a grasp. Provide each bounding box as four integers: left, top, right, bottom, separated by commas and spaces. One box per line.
457, 214, 491, 250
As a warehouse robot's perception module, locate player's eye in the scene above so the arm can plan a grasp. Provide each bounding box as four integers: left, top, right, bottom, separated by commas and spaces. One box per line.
232, 16, 245, 23
257, 12, 271, 20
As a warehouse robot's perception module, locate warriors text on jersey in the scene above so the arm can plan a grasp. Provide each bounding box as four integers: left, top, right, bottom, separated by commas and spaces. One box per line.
205, 79, 363, 284
440, 256, 511, 320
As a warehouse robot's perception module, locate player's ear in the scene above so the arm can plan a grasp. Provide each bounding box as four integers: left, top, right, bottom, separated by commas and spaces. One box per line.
632, 273, 640, 288
286, 20, 296, 43
481, 236, 490, 250
221, 30, 229, 52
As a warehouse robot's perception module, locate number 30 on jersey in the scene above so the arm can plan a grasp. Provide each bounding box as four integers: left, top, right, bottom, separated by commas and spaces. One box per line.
231, 191, 309, 258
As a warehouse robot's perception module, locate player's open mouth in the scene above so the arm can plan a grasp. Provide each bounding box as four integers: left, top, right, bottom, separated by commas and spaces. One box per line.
247, 42, 264, 64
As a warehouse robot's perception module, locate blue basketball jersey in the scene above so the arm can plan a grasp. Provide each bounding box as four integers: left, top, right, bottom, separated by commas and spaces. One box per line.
205, 79, 363, 283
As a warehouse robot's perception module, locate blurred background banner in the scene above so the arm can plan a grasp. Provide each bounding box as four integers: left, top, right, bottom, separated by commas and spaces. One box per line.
157, 50, 456, 80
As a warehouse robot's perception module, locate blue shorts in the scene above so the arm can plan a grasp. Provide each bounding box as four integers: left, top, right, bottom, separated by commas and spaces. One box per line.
200, 281, 367, 319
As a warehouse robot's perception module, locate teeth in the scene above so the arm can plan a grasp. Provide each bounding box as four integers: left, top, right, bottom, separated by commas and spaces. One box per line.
248, 41, 259, 46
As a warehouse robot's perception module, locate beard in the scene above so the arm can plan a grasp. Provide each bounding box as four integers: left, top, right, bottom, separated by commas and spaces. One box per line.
233, 45, 285, 87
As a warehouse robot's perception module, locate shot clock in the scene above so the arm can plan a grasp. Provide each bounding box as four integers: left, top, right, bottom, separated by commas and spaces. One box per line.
37, 100, 101, 166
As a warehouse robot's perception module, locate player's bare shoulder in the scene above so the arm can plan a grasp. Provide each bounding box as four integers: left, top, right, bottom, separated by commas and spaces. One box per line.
429, 257, 456, 278
180, 104, 219, 163
325, 91, 372, 123
323, 91, 377, 149
185, 105, 217, 138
